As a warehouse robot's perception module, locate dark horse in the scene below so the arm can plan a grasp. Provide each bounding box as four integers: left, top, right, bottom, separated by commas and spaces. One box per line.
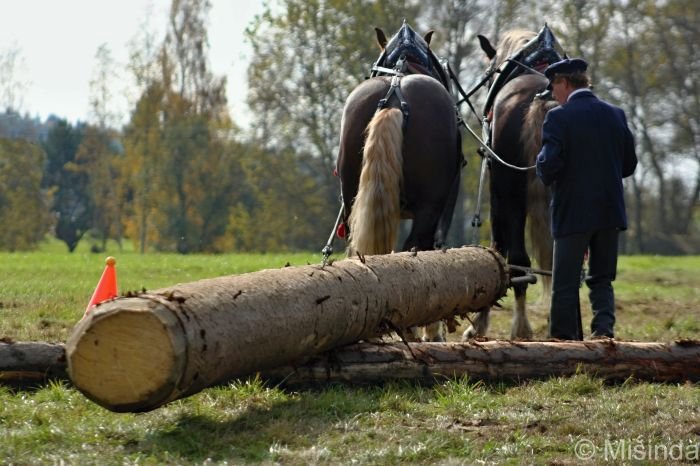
336, 22, 463, 340
463, 25, 564, 340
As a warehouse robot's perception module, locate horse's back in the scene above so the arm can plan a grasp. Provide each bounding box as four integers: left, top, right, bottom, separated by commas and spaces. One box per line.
492, 74, 548, 146
400, 74, 457, 150
399, 75, 459, 207
340, 75, 455, 142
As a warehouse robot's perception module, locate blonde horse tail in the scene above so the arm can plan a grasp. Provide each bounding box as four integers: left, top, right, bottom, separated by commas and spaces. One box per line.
523, 98, 558, 300
348, 107, 403, 255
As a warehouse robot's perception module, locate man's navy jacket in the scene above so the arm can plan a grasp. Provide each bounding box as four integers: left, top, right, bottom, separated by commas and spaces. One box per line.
536, 90, 638, 239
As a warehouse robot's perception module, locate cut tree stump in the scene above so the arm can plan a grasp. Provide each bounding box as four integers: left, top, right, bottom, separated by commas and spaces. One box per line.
262, 340, 700, 385
0, 341, 68, 384
65, 246, 509, 412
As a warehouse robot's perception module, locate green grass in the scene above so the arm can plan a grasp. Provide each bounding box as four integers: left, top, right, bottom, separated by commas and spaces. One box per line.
481, 255, 700, 342
0, 238, 317, 341
1, 243, 699, 464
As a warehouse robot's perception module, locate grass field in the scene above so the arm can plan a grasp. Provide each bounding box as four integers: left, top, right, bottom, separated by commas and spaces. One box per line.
1, 241, 699, 464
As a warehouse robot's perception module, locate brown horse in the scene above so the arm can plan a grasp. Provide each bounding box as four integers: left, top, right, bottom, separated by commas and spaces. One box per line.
336, 23, 463, 341
463, 26, 563, 340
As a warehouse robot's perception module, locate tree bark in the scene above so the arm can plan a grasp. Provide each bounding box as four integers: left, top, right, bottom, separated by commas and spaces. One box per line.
0, 341, 68, 384
8, 339, 700, 388
65, 246, 508, 412
263, 340, 700, 385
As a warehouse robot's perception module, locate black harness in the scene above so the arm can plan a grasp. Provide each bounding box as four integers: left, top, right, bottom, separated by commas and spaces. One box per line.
373, 59, 411, 129
369, 21, 453, 129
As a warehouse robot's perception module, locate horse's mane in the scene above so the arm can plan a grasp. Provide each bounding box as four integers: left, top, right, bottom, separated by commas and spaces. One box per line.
494, 30, 537, 68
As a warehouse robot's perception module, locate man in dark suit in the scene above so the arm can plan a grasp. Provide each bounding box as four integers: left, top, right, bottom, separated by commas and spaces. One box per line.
536, 58, 638, 340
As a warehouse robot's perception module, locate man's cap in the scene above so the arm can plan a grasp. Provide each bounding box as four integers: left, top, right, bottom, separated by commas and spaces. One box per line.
545, 58, 588, 90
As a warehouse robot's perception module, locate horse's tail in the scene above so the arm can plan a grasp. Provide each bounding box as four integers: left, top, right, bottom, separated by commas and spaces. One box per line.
348, 107, 403, 255
522, 98, 558, 298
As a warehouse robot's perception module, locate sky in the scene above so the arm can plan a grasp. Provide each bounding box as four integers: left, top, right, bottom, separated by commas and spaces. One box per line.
0, 0, 264, 128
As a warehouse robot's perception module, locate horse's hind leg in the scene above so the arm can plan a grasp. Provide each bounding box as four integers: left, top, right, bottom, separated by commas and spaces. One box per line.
462, 309, 490, 340
404, 207, 446, 342
493, 177, 534, 340
401, 205, 442, 252
511, 285, 533, 339
509, 245, 534, 339
410, 321, 445, 342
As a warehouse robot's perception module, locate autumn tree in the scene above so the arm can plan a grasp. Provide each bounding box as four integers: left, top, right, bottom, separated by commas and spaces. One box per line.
122, 82, 167, 253
123, 14, 167, 254
0, 139, 51, 250
76, 44, 125, 251
122, 0, 236, 253
75, 125, 122, 251
156, 0, 234, 253
224, 144, 326, 252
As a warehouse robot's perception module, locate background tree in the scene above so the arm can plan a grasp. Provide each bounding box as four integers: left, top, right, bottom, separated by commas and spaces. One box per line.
648, 0, 700, 236
0, 110, 44, 141
122, 81, 167, 253
42, 119, 90, 252
75, 124, 122, 251
0, 43, 29, 113
595, 0, 700, 252
123, 17, 167, 254
224, 144, 326, 252
0, 138, 51, 250
78, 44, 125, 251
0, 45, 39, 141
122, 0, 236, 253
159, 0, 232, 253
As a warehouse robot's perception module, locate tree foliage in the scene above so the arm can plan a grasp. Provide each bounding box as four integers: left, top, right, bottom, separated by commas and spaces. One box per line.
75, 124, 123, 250
121, 0, 238, 253
42, 119, 90, 252
224, 145, 326, 252
0, 138, 51, 250
0, 44, 28, 112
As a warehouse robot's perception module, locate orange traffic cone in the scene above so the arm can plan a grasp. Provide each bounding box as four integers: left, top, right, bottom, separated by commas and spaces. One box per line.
85, 256, 118, 315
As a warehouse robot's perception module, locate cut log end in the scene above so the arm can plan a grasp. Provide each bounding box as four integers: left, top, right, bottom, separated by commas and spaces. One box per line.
66, 302, 186, 412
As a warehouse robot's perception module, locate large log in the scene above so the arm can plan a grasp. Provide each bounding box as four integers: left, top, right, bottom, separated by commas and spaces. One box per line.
0, 341, 68, 384
263, 340, 700, 385
65, 246, 508, 412
8, 339, 699, 388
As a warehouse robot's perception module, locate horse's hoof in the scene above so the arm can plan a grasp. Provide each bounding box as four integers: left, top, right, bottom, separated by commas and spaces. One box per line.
423, 334, 446, 343
511, 327, 533, 340
511, 332, 533, 340
462, 326, 478, 341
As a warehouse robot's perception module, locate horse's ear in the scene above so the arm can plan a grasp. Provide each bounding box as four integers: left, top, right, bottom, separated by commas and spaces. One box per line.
375, 28, 388, 49
477, 34, 497, 60
424, 30, 434, 45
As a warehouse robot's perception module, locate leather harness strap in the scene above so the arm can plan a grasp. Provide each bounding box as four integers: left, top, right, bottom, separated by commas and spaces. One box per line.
376, 73, 410, 130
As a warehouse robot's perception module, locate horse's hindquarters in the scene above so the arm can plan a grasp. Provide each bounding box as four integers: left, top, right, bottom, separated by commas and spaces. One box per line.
399, 75, 461, 215
337, 75, 462, 253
